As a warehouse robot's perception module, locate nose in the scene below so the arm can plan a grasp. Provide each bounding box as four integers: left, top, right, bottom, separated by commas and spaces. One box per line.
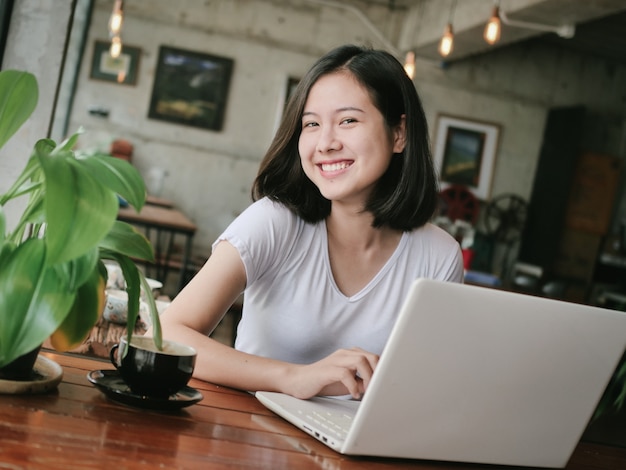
316, 126, 341, 153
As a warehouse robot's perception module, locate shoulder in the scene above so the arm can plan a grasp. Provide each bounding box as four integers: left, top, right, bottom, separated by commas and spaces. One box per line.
240, 197, 296, 220
225, 197, 300, 235
403, 223, 464, 282
408, 223, 460, 248
214, 197, 311, 270
217, 198, 321, 287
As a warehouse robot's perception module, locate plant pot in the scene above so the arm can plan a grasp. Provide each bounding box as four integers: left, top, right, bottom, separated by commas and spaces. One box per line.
0, 345, 42, 381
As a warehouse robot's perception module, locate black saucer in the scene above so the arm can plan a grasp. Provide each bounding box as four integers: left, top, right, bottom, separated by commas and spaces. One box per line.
87, 370, 203, 410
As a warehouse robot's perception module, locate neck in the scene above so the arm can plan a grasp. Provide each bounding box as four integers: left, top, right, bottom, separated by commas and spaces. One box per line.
326, 204, 398, 250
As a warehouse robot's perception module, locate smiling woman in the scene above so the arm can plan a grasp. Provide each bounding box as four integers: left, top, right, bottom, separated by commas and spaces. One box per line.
152, 44, 463, 402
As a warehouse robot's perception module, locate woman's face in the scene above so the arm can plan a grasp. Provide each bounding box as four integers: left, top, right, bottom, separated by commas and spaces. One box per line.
298, 72, 406, 208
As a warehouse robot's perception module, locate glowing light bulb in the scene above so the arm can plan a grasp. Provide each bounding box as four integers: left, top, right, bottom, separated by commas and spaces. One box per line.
109, 0, 124, 36
484, 6, 501, 45
403, 51, 415, 79
110, 36, 122, 58
438, 23, 454, 57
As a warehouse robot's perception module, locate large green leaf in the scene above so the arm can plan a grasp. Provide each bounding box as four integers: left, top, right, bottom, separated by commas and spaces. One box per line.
37, 148, 119, 265
49, 260, 106, 351
0, 239, 75, 366
0, 70, 38, 149
139, 272, 162, 351
0, 206, 5, 244
75, 152, 146, 210
54, 129, 82, 153
58, 248, 99, 293
100, 221, 154, 262
0, 156, 37, 205
100, 252, 161, 351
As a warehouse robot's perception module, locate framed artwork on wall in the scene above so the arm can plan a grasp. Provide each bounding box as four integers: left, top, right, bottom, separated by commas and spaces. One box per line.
433, 114, 501, 200
148, 46, 234, 131
89, 40, 141, 86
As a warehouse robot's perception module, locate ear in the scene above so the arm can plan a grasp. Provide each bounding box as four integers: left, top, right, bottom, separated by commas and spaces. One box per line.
392, 114, 407, 153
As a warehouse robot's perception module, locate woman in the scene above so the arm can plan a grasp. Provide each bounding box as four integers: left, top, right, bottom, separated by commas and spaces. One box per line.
155, 44, 464, 400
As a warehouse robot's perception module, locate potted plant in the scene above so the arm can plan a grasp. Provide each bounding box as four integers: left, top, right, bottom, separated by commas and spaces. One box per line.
0, 69, 162, 381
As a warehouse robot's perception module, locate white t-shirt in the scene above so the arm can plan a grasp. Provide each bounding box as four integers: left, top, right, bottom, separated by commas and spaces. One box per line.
213, 197, 464, 364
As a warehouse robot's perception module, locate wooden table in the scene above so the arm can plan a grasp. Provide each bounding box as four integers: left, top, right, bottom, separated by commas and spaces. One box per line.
118, 202, 198, 294
1, 351, 625, 469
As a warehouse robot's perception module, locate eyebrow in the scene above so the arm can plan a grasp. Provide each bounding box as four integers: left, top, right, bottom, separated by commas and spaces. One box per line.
302, 106, 365, 118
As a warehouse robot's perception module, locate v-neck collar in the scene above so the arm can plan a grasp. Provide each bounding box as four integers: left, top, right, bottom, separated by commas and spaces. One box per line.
320, 220, 408, 302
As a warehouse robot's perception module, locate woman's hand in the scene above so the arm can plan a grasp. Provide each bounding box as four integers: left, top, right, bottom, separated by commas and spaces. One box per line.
284, 347, 379, 400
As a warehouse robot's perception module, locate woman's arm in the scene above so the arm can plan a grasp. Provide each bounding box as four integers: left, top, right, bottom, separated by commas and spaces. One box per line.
150, 241, 378, 399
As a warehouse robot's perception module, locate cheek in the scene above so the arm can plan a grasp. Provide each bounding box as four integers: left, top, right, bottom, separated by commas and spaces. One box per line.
298, 135, 313, 161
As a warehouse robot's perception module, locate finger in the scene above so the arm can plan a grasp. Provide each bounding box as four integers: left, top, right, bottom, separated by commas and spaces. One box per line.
351, 347, 380, 369
337, 368, 362, 399
348, 349, 378, 390
354, 362, 374, 391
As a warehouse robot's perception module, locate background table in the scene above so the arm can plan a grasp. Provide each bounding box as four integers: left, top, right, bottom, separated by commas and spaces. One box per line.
1, 351, 625, 469
118, 202, 198, 294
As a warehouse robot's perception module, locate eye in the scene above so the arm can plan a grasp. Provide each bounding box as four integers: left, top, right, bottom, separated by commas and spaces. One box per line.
340, 117, 357, 125
302, 120, 319, 128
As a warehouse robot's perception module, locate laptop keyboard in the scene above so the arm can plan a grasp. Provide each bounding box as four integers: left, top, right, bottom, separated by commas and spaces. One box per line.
298, 408, 353, 440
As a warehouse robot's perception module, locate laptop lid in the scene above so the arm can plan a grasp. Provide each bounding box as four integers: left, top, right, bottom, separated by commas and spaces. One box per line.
258, 279, 626, 468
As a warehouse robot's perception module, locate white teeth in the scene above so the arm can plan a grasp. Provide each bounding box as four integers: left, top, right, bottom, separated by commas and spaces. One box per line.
321, 162, 350, 172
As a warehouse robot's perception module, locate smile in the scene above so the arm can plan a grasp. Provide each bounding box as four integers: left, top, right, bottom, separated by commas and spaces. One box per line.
320, 161, 352, 172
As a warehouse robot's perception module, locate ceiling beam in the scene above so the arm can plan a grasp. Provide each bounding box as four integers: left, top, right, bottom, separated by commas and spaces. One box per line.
401, 0, 626, 64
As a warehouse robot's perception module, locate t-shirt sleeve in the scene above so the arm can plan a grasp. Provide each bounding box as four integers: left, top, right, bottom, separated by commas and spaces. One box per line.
424, 224, 465, 283
212, 198, 301, 285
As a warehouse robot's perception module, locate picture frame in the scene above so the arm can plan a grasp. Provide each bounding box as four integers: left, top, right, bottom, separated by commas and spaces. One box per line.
148, 46, 234, 131
89, 40, 141, 86
433, 114, 501, 200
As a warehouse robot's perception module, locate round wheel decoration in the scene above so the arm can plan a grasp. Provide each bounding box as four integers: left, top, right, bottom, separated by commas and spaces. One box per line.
483, 194, 528, 243
438, 185, 480, 224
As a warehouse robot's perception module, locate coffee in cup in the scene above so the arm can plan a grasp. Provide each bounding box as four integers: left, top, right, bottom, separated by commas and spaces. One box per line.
109, 335, 197, 398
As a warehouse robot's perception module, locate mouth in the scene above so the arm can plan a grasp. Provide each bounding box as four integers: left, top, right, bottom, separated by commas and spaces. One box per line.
319, 161, 353, 172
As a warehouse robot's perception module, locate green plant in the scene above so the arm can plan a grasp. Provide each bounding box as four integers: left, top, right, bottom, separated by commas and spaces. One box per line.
0, 69, 162, 368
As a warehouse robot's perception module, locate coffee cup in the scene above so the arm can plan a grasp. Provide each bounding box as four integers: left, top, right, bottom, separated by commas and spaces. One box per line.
103, 289, 129, 324
109, 335, 197, 398
104, 261, 126, 289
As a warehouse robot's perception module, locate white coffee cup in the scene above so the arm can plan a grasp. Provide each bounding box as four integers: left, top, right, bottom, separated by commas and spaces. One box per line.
103, 289, 148, 325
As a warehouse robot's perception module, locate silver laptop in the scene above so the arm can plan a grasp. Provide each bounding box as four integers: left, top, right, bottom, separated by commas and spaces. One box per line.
256, 278, 626, 468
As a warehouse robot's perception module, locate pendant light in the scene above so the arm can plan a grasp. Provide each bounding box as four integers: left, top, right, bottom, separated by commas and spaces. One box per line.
403, 51, 415, 79
438, 0, 457, 57
108, 0, 124, 58
110, 35, 122, 58
439, 23, 454, 57
108, 0, 124, 36
484, 4, 502, 45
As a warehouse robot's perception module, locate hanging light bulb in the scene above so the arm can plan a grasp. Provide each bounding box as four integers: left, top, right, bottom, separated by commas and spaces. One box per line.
484, 6, 501, 45
438, 23, 454, 57
109, 0, 124, 37
403, 51, 415, 79
439, 0, 457, 58
110, 35, 122, 58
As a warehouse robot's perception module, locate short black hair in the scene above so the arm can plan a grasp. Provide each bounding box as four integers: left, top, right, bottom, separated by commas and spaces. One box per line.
252, 44, 438, 231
